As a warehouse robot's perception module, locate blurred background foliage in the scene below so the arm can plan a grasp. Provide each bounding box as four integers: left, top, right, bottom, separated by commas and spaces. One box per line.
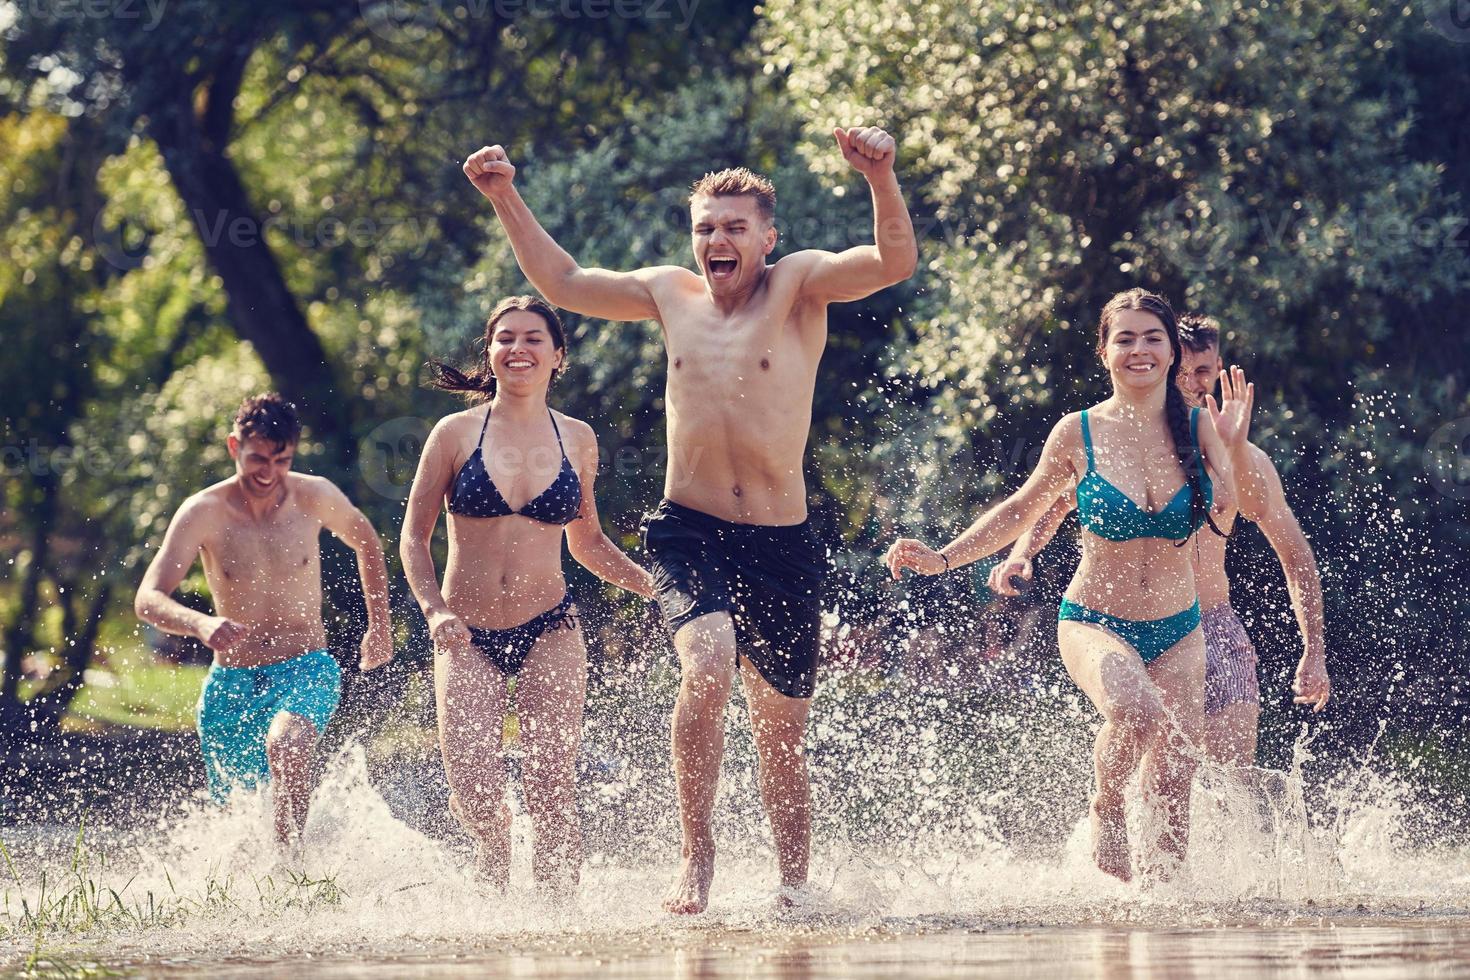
1, 0, 1467, 780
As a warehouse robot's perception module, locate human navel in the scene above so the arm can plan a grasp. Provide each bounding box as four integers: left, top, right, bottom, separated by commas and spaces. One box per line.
760, 358, 770, 371
674, 357, 682, 370
732, 485, 743, 498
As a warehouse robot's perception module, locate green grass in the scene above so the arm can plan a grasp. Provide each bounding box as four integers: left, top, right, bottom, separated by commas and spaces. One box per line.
58, 653, 205, 734
0, 820, 346, 970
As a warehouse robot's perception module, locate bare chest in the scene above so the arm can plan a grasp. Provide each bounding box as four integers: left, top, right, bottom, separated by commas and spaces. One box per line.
1090, 441, 1191, 512
201, 511, 322, 588
665, 308, 819, 401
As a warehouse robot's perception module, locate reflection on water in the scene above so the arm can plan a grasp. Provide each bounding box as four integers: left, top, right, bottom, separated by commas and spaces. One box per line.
91, 922, 1470, 978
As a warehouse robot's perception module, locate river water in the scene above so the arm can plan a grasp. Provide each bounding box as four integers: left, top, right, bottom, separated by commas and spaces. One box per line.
3, 736, 1469, 978
93, 922, 1470, 978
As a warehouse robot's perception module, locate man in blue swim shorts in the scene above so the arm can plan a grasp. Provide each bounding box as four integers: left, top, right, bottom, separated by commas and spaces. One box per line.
135, 394, 394, 843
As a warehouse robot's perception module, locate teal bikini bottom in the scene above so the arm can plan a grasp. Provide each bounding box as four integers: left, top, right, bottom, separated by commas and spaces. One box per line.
1057, 599, 1201, 664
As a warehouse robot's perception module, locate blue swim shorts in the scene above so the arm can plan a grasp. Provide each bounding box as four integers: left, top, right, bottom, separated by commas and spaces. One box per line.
196, 648, 341, 802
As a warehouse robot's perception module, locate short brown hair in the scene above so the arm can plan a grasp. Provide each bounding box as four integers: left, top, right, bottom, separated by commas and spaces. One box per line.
1177, 312, 1222, 356
233, 393, 301, 451
689, 167, 776, 221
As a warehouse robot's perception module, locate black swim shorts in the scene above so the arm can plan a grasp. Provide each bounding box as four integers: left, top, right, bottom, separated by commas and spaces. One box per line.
640, 499, 828, 699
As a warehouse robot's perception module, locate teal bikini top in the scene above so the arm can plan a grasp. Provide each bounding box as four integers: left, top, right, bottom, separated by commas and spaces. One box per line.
1075, 407, 1213, 542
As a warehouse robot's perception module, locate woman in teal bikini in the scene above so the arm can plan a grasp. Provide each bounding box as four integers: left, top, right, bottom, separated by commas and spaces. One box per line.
885, 288, 1254, 882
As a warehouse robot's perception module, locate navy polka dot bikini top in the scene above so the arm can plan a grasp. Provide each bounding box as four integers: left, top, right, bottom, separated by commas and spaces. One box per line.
448, 407, 581, 526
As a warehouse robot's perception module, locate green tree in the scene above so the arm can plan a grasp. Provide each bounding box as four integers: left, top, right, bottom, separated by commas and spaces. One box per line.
761, 0, 1470, 747
0, 1, 762, 742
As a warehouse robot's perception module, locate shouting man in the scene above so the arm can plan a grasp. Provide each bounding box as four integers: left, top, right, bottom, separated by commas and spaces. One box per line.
463, 125, 916, 912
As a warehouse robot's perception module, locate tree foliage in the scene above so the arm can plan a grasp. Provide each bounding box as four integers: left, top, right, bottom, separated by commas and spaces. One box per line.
1, 0, 1467, 753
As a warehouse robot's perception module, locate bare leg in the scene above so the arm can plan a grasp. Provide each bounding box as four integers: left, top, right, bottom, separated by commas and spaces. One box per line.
1140, 632, 1207, 875
1058, 622, 1169, 883
265, 711, 321, 846
1205, 702, 1260, 768
739, 658, 812, 897
515, 623, 588, 898
435, 645, 512, 888
663, 612, 738, 915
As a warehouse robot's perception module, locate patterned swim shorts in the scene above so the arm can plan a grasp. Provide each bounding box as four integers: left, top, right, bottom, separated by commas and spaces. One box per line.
1202, 603, 1259, 715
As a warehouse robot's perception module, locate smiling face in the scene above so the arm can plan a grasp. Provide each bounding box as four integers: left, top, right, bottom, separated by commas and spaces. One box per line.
1177, 344, 1223, 408
487, 308, 564, 394
228, 434, 296, 499
690, 194, 777, 296
1101, 307, 1176, 393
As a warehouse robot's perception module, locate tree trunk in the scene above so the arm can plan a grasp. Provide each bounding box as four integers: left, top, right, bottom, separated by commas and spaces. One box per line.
142, 48, 353, 466
26, 583, 113, 733
0, 493, 55, 738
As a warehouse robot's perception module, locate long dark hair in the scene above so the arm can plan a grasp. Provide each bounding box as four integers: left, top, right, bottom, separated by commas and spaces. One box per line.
1096, 288, 1226, 544
426, 295, 567, 403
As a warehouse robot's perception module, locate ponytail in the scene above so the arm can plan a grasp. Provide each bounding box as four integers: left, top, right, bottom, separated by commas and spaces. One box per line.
426, 358, 497, 402
1164, 381, 1226, 545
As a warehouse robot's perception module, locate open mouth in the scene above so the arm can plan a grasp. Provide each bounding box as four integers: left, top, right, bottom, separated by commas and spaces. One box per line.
1125, 362, 1156, 374
504, 359, 535, 372
251, 475, 275, 491
708, 256, 738, 280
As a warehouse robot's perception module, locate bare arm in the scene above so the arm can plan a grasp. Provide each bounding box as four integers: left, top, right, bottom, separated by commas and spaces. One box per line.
134, 497, 240, 650
308, 478, 391, 627
886, 416, 1080, 578
1199, 405, 1234, 517
563, 427, 655, 598
1010, 493, 1074, 562
1204, 364, 1254, 507
988, 492, 1075, 596
306, 478, 394, 670
463, 145, 668, 322
1240, 445, 1330, 710
399, 419, 471, 652
798, 127, 918, 304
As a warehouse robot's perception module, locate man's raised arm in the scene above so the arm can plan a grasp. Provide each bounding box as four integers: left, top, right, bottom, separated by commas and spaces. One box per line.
795, 126, 918, 305
464, 144, 664, 323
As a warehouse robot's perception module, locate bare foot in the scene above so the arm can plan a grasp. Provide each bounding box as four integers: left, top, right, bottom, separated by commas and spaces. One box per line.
451, 794, 511, 890
774, 882, 813, 912
470, 839, 510, 891
1091, 797, 1132, 883
662, 848, 715, 915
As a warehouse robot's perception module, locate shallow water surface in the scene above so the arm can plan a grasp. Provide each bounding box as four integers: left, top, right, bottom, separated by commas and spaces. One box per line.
86, 920, 1470, 978
6, 742, 1470, 978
